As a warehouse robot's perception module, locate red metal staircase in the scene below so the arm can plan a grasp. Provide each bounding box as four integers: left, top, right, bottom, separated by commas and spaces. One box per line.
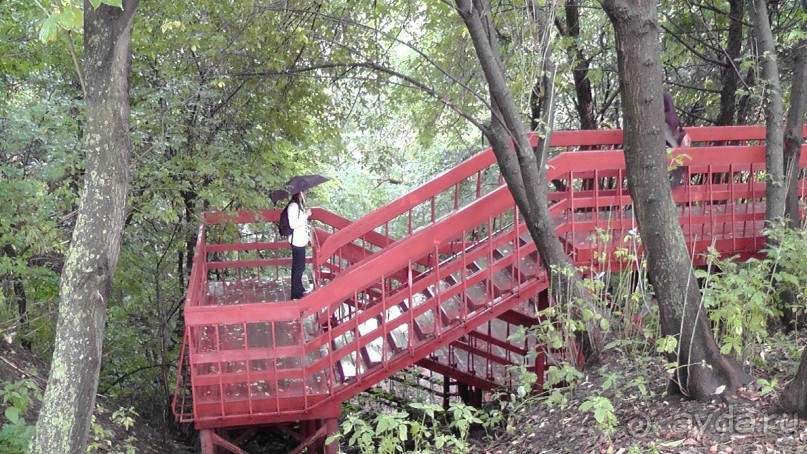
172, 126, 807, 453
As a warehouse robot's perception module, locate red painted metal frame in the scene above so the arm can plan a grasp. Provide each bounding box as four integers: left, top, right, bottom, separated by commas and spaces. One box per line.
173, 125, 807, 435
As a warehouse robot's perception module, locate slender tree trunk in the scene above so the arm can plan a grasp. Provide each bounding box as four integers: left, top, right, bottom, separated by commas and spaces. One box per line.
12, 273, 29, 349
600, 0, 750, 400
2, 244, 30, 348
715, 0, 744, 126
736, 67, 757, 125
749, 0, 786, 230
455, 0, 601, 360
557, 0, 597, 130
31, 2, 137, 452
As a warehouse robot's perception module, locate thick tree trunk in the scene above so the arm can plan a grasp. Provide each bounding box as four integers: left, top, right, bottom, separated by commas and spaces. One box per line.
749, 0, 786, 229
778, 8, 807, 415
782, 346, 807, 417
715, 0, 744, 126
456, 0, 601, 360
31, 2, 137, 453
784, 35, 807, 227
601, 0, 749, 400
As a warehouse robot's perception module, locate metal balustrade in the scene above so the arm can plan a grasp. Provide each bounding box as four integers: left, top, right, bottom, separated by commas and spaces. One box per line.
173, 125, 807, 453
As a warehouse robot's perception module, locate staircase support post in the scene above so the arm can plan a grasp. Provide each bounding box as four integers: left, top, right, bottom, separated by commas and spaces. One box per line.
200, 429, 215, 454
324, 417, 339, 454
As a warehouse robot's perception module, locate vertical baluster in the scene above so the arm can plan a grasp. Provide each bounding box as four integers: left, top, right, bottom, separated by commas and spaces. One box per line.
214, 324, 225, 418
408, 259, 414, 352
487, 216, 493, 307
461, 230, 468, 322
271, 320, 279, 412
730, 163, 737, 252
352, 289, 360, 377
570, 170, 576, 255
434, 243, 441, 337
381, 273, 388, 370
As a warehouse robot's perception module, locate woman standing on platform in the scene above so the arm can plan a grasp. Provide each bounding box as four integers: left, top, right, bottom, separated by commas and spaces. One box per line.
287, 190, 311, 299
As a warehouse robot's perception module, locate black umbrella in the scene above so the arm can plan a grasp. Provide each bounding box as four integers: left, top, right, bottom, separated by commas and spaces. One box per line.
269, 189, 290, 205
285, 174, 329, 195
269, 174, 330, 205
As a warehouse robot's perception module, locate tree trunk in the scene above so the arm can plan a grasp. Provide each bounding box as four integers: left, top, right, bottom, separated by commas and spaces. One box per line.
31, 2, 137, 453
455, 0, 601, 360
557, 0, 597, 130
715, 0, 744, 127
782, 345, 807, 417
749, 0, 786, 230
778, 7, 807, 415
2, 244, 30, 349
784, 34, 807, 227
601, 0, 750, 400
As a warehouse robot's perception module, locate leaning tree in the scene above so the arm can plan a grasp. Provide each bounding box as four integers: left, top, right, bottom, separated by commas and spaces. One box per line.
32, 1, 138, 452
452, 0, 604, 360
599, 0, 751, 400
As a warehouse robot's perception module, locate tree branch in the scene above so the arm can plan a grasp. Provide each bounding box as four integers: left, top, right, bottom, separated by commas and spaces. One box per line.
235, 62, 490, 134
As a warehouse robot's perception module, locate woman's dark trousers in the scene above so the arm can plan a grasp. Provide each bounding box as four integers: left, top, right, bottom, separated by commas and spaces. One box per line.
291, 245, 306, 299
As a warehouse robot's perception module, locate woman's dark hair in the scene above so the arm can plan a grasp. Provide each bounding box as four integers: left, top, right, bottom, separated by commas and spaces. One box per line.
291, 192, 304, 206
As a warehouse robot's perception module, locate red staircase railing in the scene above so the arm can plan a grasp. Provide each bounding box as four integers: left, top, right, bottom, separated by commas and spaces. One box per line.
173, 125, 807, 433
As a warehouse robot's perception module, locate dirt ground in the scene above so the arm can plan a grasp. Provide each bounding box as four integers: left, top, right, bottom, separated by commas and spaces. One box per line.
4, 337, 807, 453
469, 340, 807, 454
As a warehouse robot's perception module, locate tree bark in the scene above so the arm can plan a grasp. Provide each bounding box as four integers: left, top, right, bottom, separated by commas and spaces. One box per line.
31, 1, 137, 453
782, 345, 807, 417
556, 0, 597, 130
2, 244, 30, 349
455, 0, 601, 360
600, 0, 749, 400
749, 0, 786, 230
715, 0, 744, 126
778, 6, 807, 417
784, 34, 807, 227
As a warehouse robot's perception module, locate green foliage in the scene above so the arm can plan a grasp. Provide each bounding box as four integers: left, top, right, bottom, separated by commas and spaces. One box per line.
4, 0, 807, 448
87, 405, 138, 454
756, 377, 778, 397
0, 379, 40, 453
579, 396, 617, 435
767, 227, 807, 321
38, 0, 133, 43
329, 401, 480, 453
655, 335, 678, 355
683, 227, 807, 369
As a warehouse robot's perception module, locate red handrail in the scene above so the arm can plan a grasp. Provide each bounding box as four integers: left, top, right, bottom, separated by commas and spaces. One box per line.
176, 125, 807, 427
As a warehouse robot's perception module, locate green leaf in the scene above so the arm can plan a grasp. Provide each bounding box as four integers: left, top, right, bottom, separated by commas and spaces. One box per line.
58, 6, 83, 30
39, 15, 60, 43
90, 0, 123, 8
5, 406, 21, 424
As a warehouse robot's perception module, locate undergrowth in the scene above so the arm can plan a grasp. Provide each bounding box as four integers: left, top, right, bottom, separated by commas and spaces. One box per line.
331, 226, 807, 452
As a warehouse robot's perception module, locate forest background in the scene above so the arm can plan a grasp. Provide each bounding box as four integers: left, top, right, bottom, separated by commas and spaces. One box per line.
1, 0, 807, 452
